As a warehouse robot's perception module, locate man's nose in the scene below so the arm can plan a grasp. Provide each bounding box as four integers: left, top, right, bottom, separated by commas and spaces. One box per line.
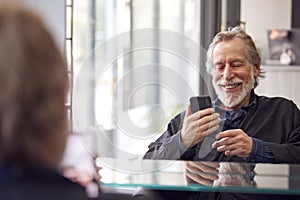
223, 65, 234, 80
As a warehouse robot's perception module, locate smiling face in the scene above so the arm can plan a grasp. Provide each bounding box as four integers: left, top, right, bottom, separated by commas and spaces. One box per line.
211, 38, 260, 110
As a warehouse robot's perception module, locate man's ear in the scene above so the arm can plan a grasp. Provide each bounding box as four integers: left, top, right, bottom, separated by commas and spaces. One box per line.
253, 64, 261, 77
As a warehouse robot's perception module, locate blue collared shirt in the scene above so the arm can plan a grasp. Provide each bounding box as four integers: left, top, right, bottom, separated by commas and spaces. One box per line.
179, 92, 275, 163
213, 92, 275, 163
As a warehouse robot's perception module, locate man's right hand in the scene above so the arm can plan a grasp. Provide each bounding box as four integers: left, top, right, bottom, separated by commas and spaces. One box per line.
185, 161, 219, 186
180, 104, 220, 148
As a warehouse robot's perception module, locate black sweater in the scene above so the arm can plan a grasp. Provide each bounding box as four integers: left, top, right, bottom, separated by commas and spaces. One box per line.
144, 94, 300, 163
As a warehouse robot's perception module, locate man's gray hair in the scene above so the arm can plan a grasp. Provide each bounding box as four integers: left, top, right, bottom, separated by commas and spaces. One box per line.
205, 27, 265, 88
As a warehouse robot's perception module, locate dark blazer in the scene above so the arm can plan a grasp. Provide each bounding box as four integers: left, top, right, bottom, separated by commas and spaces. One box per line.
144, 94, 300, 163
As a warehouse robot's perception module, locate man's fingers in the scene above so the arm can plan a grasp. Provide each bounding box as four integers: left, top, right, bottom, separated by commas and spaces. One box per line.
212, 137, 229, 149
216, 129, 241, 140
185, 104, 192, 117
212, 131, 252, 158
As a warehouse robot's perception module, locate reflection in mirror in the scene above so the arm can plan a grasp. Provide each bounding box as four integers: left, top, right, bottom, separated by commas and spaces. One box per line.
72, 0, 207, 163
185, 161, 256, 188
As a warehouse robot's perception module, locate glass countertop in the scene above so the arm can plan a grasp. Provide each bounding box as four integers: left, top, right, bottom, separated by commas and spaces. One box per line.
96, 157, 300, 195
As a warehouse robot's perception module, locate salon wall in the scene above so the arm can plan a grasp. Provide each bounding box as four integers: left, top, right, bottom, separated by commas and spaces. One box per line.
241, 0, 292, 62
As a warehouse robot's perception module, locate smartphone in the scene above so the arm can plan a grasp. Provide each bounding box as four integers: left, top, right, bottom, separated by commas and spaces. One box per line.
190, 95, 212, 113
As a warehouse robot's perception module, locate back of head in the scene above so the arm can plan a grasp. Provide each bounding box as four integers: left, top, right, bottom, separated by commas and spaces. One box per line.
0, 4, 69, 169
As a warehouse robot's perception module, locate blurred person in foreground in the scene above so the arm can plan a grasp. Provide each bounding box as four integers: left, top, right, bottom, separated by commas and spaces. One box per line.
0, 3, 100, 200
144, 26, 300, 164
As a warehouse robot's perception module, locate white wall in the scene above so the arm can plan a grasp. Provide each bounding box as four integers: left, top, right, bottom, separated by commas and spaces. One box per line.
20, 0, 65, 51
256, 66, 300, 108
241, 0, 292, 63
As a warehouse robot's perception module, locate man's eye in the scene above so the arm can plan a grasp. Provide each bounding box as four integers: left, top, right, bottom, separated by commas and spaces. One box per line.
232, 62, 244, 67
215, 64, 225, 69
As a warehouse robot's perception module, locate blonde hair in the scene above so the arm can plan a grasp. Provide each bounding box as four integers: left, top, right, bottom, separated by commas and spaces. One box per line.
0, 4, 68, 168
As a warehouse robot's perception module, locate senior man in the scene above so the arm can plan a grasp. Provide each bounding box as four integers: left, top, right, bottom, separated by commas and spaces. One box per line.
144, 27, 300, 164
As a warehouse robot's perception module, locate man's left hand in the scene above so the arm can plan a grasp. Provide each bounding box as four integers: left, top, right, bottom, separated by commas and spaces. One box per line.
212, 129, 252, 158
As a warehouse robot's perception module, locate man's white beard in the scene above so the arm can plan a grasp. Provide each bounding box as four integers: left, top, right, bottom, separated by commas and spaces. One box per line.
213, 69, 255, 109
